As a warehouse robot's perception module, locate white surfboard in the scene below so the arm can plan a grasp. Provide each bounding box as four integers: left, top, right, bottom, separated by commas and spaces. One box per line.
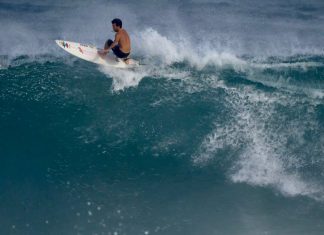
55, 40, 139, 69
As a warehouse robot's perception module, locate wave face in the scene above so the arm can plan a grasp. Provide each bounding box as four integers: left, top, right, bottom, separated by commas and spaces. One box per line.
1, 0, 324, 234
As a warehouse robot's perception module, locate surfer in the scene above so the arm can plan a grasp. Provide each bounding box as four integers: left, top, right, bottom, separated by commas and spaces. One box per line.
98, 18, 131, 64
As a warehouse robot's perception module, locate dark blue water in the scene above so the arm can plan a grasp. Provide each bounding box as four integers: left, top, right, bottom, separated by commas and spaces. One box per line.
1, 1, 324, 234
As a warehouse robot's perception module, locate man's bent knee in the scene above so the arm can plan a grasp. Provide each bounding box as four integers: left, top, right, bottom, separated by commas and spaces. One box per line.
104, 39, 113, 49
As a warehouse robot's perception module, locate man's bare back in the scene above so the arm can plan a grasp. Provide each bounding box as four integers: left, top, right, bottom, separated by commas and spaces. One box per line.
116, 29, 131, 53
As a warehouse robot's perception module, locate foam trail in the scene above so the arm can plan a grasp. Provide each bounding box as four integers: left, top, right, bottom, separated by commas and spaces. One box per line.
193, 83, 324, 201
98, 61, 193, 91
98, 66, 148, 91
230, 125, 323, 199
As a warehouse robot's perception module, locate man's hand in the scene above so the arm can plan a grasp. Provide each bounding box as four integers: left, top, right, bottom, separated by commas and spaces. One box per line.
98, 49, 109, 57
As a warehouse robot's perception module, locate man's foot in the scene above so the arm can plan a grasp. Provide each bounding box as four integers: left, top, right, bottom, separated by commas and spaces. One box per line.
123, 57, 130, 64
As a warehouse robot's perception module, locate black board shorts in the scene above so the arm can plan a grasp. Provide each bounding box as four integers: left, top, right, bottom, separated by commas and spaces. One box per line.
105, 39, 130, 59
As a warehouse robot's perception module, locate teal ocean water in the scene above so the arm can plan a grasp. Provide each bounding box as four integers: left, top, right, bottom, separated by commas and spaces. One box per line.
1, 1, 324, 234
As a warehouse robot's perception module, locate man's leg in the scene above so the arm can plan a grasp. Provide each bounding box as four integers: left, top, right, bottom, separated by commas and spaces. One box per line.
104, 39, 122, 59
98, 39, 113, 58
105, 42, 130, 63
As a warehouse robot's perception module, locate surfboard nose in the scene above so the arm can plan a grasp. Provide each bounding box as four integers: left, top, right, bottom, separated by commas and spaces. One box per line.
55, 40, 63, 46
55, 40, 69, 49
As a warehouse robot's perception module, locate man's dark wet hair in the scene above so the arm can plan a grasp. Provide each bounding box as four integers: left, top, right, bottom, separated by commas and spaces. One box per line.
111, 18, 122, 28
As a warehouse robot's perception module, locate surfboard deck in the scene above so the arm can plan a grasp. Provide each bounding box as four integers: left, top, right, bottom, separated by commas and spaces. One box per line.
55, 40, 139, 69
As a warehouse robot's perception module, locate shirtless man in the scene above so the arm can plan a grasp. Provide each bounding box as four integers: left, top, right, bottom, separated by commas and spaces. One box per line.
98, 18, 131, 63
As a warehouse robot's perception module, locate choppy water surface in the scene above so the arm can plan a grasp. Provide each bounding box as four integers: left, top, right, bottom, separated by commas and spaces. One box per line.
1, 0, 324, 234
